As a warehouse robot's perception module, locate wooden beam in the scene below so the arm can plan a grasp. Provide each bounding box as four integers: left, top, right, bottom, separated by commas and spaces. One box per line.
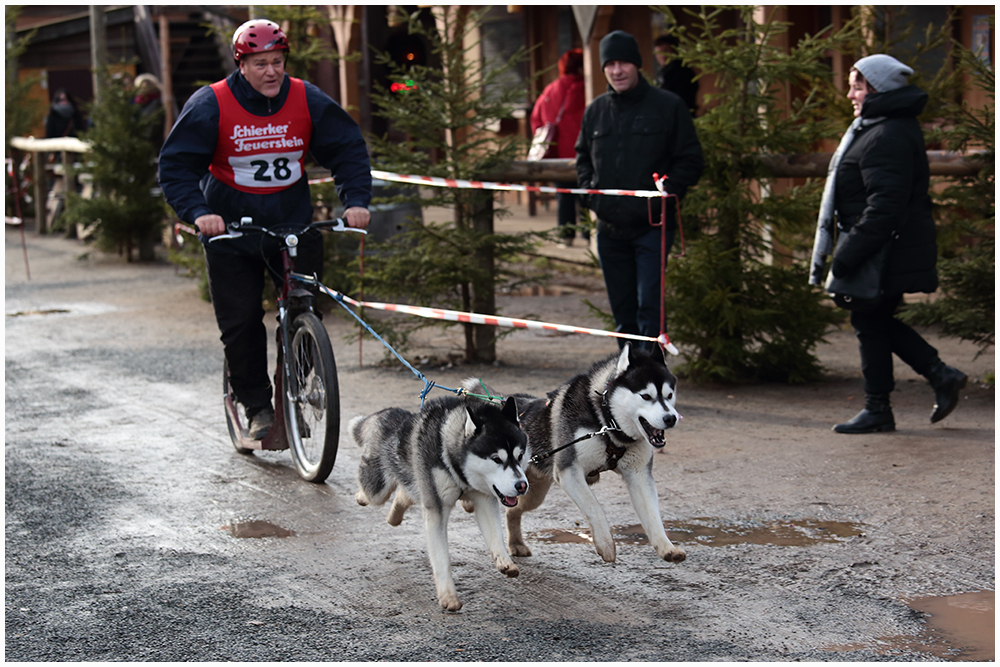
484, 152, 984, 181
326, 5, 361, 123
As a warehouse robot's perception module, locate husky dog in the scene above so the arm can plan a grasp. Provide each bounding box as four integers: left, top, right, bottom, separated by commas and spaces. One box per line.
466, 343, 684, 565
351, 395, 529, 611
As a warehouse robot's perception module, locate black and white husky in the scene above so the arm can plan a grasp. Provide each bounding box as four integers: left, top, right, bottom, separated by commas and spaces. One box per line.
466, 343, 685, 565
351, 395, 529, 611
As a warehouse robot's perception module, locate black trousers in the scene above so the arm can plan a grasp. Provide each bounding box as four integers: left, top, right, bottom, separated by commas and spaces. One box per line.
555, 181, 586, 240
850, 293, 938, 395
204, 231, 323, 411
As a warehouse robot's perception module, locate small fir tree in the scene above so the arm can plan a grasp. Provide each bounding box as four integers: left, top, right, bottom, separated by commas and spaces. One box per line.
900, 30, 995, 356
6, 6, 46, 220
62, 72, 165, 261
361, 6, 540, 363
655, 6, 856, 383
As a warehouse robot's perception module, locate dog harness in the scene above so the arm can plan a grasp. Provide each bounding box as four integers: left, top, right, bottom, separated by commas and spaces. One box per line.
529, 377, 631, 478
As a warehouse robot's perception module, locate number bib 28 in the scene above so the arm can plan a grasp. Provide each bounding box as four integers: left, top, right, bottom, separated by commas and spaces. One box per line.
228, 151, 304, 189
209, 77, 313, 195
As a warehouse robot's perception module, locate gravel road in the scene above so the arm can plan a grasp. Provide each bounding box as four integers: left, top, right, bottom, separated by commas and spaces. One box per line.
5, 230, 994, 661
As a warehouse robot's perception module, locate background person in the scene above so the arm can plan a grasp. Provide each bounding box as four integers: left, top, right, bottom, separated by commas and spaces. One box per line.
45, 89, 88, 141
132, 73, 165, 154
576, 30, 703, 351
530, 48, 586, 246
159, 19, 372, 439
810, 54, 967, 434
653, 34, 698, 116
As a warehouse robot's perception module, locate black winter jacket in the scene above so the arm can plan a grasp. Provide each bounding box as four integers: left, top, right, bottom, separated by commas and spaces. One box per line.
159, 70, 371, 241
576, 76, 703, 240
833, 85, 937, 295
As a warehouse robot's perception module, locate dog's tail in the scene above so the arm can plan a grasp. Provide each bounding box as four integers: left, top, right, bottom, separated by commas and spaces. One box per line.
462, 377, 504, 401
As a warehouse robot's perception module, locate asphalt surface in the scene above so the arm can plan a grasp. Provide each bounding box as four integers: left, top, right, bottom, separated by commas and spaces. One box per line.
5, 229, 995, 661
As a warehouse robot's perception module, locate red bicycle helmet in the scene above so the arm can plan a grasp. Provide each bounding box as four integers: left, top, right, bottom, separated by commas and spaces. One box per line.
232, 19, 289, 62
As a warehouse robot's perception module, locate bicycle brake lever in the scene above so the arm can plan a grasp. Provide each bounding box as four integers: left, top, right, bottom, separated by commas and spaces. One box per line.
208, 229, 244, 242
327, 218, 368, 234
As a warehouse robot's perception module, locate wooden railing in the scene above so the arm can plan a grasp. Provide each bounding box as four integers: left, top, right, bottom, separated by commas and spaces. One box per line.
486, 152, 985, 182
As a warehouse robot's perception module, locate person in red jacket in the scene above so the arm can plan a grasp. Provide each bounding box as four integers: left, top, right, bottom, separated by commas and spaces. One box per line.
530, 49, 586, 246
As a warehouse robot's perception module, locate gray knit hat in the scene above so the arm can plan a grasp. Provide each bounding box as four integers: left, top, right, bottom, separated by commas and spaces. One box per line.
853, 54, 913, 92
600, 31, 642, 69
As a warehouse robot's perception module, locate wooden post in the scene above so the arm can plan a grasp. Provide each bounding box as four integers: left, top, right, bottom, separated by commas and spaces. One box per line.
89, 6, 108, 105
158, 12, 174, 138
469, 191, 496, 363
32, 152, 46, 234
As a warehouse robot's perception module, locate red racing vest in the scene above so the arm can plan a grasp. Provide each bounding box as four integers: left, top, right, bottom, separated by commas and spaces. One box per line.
208, 77, 312, 194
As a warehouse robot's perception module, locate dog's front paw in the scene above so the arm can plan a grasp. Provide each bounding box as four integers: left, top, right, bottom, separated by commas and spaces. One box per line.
657, 545, 686, 563
594, 536, 617, 563
355, 490, 369, 506
497, 559, 520, 578
460, 499, 475, 514
439, 593, 463, 612
508, 541, 532, 557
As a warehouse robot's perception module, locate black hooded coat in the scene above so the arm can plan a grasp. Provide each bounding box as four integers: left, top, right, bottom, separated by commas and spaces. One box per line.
832, 84, 938, 296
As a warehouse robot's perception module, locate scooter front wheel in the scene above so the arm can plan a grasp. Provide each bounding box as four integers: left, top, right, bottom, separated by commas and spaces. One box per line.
283, 312, 340, 483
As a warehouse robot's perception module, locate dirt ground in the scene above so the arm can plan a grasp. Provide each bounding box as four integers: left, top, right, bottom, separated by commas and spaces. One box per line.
4, 207, 995, 661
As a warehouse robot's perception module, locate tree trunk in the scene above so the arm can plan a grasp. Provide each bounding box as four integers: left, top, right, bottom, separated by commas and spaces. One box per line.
468, 190, 496, 363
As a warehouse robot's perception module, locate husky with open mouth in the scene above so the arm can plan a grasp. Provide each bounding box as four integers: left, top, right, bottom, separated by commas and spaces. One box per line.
466, 343, 684, 565
352, 395, 528, 611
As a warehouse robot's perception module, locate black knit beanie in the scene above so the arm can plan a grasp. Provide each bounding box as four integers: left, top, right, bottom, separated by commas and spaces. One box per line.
600, 30, 642, 69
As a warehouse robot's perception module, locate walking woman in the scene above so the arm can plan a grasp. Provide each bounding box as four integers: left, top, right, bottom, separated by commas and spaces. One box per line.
810, 54, 967, 434
530, 48, 586, 246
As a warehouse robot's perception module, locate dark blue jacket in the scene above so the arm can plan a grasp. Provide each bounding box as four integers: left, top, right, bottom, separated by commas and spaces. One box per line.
159, 70, 371, 234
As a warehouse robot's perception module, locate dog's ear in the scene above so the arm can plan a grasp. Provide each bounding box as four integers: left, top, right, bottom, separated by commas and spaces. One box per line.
653, 343, 668, 367
616, 343, 632, 375
500, 396, 519, 425
464, 406, 478, 438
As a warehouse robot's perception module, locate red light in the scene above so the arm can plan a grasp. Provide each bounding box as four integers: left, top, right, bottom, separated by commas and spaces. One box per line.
391, 80, 418, 93
406, 52, 416, 61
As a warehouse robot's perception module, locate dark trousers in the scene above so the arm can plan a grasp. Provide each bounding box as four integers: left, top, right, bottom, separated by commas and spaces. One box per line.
555, 182, 586, 240
850, 293, 939, 395
204, 232, 323, 410
596, 226, 673, 351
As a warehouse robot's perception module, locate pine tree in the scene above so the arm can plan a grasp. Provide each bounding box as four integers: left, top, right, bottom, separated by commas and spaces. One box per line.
62, 72, 165, 261
361, 7, 538, 362
900, 29, 995, 357
656, 6, 855, 383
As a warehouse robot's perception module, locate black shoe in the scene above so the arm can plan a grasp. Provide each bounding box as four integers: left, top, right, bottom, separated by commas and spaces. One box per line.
247, 405, 275, 440
833, 394, 895, 434
926, 361, 968, 424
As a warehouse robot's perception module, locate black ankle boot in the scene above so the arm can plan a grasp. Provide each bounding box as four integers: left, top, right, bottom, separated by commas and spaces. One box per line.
833, 393, 895, 434
926, 361, 968, 424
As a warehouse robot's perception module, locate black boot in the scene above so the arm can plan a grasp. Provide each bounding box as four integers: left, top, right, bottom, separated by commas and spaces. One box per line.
833, 393, 895, 434
926, 361, 968, 424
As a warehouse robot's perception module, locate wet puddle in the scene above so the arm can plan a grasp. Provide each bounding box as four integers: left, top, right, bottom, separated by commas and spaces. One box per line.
826, 591, 994, 661
222, 520, 294, 538
6, 308, 71, 317
529, 517, 864, 548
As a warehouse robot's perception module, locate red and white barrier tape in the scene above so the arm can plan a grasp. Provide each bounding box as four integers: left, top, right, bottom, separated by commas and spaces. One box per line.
301, 278, 679, 355
309, 170, 668, 199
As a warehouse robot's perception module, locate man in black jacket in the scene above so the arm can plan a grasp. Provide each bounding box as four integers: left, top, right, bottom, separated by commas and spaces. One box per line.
576, 30, 703, 350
